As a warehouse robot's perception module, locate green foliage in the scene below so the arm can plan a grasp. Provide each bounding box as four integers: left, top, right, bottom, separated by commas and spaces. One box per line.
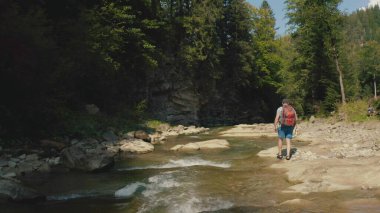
337, 100, 372, 122
9, 0, 380, 141
358, 41, 380, 97
373, 99, 380, 111
56, 107, 144, 139
340, 6, 380, 101
283, 0, 343, 115
134, 99, 148, 120
144, 120, 169, 129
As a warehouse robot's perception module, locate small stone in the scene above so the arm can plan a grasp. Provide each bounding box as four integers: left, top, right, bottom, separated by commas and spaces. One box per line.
119, 139, 154, 154
134, 130, 150, 141
18, 154, 26, 159
85, 104, 100, 114
0, 160, 8, 167
71, 139, 79, 145
10, 158, 20, 163
126, 131, 135, 138
25, 154, 39, 161
156, 124, 170, 132
2, 172, 17, 178
121, 132, 134, 140
102, 131, 118, 142
54, 157, 60, 165
8, 161, 17, 168
40, 140, 66, 150
37, 163, 50, 172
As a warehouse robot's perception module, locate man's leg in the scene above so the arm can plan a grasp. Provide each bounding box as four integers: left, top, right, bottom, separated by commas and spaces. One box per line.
286, 138, 291, 157
278, 138, 283, 156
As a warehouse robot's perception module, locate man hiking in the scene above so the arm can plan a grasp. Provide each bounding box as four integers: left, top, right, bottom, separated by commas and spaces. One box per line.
274, 99, 297, 160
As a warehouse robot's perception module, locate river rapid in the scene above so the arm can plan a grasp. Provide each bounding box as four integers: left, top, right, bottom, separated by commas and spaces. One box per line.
3, 127, 378, 213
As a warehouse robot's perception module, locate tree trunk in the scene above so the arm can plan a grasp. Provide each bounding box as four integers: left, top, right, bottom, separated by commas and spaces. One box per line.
374, 73, 377, 100
333, 47, 346, 105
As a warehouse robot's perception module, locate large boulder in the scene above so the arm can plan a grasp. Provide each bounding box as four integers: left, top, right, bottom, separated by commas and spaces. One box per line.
170, 139, 230, 151
60, 143, 115, 172
119, 139, 154, 154
0, 178, 45, 202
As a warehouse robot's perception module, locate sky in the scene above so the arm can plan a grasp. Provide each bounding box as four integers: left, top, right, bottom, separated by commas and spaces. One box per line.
247, 0, 380, 35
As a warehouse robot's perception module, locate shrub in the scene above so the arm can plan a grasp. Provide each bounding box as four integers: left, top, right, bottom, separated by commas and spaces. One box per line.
337, 100, 374, 122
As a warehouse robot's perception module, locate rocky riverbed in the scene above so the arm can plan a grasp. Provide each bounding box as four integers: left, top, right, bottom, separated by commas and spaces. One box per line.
0, 124, 209, 202
221, 119, 380, 196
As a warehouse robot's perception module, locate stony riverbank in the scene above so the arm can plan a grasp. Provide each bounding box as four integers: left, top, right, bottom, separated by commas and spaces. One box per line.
221, 119, 380, 195
0, 124, 209, 202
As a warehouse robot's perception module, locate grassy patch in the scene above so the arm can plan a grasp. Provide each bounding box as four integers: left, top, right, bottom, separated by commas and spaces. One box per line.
337, 100, 376, 122
144, 119, 169, 129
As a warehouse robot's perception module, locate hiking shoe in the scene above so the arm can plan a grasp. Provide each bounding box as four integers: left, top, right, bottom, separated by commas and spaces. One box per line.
277, 154, 283, 160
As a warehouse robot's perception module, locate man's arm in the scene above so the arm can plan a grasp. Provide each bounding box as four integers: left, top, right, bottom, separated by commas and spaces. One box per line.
274, 113, 280, 132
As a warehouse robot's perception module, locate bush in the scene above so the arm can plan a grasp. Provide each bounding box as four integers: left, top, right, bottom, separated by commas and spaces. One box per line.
57, 108, 142, 139
337, 100, 374, 122
144, 120, 169, 129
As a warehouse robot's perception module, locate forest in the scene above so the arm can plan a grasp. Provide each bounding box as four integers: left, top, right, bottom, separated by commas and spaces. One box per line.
1, 0, 380, 139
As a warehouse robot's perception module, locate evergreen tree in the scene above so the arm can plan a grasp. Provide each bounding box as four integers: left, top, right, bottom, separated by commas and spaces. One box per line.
286, 0, 343, 114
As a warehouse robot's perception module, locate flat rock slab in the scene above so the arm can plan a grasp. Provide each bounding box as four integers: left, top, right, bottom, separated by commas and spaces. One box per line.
170, 139, 230, 151
119, 139, 154, 154
220, 124, 277, 137
270, 157, 380, 194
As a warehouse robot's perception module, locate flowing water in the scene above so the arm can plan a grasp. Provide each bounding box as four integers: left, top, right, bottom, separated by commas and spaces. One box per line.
4, 127, 380, 213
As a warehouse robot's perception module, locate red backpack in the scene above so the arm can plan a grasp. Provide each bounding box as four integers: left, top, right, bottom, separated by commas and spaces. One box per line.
281, 105, 296, 126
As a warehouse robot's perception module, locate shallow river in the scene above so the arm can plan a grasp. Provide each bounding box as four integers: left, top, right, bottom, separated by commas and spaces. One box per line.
4, 127, 380, 213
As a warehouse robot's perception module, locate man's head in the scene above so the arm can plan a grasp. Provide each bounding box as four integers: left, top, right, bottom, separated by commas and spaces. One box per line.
282, 99, 291, 106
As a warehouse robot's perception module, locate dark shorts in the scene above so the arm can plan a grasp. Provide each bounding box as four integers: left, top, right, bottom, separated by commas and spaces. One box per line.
278, 125, 294, 139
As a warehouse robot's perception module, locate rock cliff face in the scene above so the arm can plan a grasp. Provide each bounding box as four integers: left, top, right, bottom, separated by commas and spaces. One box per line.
149, 66, 200, 125
148, 62, 279, 125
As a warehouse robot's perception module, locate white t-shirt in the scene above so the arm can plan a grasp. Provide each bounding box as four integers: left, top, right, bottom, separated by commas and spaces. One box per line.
276, 106, 283, 123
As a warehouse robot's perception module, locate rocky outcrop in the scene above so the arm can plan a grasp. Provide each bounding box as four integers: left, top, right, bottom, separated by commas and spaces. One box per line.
60, 143, 115, 172
149, 71, 200, 125
170, 139, 230, 151
0, 178, 45, 202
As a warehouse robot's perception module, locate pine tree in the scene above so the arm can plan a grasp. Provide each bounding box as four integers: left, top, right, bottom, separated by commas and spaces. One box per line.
286, 0, 344, 113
